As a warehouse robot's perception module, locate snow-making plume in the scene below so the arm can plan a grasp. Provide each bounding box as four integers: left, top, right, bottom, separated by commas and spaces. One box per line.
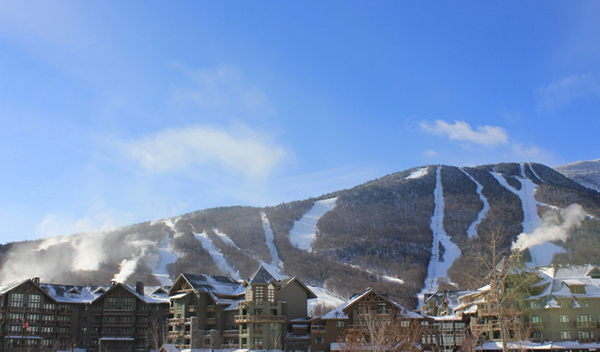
512, 204, 587, 251
0, 231, 107, 284
113, 239, 159, 283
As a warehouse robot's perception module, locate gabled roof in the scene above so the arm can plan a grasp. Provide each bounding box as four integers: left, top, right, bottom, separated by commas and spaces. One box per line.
319, 288, 420, 320
280, 277, 318, 299
246, 266, 276, 285
169, 273, 242, 297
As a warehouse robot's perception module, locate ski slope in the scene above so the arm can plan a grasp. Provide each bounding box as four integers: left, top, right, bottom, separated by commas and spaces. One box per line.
419, 166, 461, 306
289, 198, 337, 251
461, 168, 490, 239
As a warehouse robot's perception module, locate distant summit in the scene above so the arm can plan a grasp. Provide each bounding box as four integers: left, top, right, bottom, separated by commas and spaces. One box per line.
555, 158, 600, 192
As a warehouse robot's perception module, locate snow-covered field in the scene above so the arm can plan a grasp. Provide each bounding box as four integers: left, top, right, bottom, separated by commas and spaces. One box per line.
288, 198, 337, 251
405, 167, 428, 180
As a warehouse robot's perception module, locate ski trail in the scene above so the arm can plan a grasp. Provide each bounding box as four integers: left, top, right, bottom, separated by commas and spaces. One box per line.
289, 198, 337, 251
194, 231, 241, 280
527, 162, 544, 183
419, 166, 461, 307
261, 212, 283, 268
461, 168, 490, 239
491, 164, 561, 267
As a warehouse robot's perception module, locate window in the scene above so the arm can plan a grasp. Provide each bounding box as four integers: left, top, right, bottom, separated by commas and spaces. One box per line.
559, 315, 570, 323
268, 284, 275, 302
400, 320, 410, 327
560, 300, 570, 308
455, 322, 465, 329
358, 303, 367, 314
254, 286, 264, 301
336, 321, 345, 328
253, 337, 263, 348
442, 322, 453, 329
10, 293, 23, 307
577, 314, 592, 322
43, 303, 55, 310
29, 294, 41, 308
582, 299, 589, 308
531, 332, 543, 339
377, 303, 388, 314
529, 301, 539, 309
560, 331, 570, 340
315, 336, 324, 344
531, 316, 541, 323
123, 297, 134, 310
579, 331, 593, 339
42, 315, 54, 322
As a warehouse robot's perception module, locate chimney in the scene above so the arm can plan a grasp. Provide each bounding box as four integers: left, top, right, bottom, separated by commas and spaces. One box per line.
136, 281, 145, 295
32, 277, 40, 284
110, 280, 117, 286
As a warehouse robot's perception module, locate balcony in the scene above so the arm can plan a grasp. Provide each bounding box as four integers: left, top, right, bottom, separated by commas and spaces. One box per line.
311, 325, 327, 332
234, 315, 286, 324
169, 318, 185, 326
526, 322, 545, 329
187, 305, 198, 313
206, 305, 218, 313
205, 317, 218, 325
58, 309, 72, 315
42, 320, 57, 326
579, 337, 598, 343
168, 331, 180, 339
253, 329, 263, 334
57, 321, 71, 327
103, 309, 134, 315
240, 329, 248, 337
222, 329, 239, 338
169, 307, 175, 314
135, 321, 150, 327
576, 321, 597, 328
136, 310, 150, 316
102, 321, 133, 327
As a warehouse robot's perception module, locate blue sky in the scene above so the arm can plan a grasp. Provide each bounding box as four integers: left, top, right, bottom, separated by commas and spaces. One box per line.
0, 1, 599, 243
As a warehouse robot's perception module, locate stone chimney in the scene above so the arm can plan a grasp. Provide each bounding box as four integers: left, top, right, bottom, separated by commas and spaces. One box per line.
136, 280, 145, 295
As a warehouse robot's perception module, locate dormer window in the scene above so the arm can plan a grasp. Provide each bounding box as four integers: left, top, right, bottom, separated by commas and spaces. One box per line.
570, 285, 586, 294
255, 286, 264, 301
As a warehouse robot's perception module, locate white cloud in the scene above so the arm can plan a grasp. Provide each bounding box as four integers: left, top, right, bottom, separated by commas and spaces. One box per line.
174, 64, 275, 114
423, 149, 439, 158
535, 74, 600, 114
123, 125, 288, 179
421, 120, 508, 146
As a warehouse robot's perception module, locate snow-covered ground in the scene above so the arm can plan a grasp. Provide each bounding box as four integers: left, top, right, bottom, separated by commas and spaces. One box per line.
492, 163, 563, 267
461, 168, 490, 239
288, 198, 337, 251
307, 285, 345, 315
405, 167, 428, 180
419, 166, 461, 306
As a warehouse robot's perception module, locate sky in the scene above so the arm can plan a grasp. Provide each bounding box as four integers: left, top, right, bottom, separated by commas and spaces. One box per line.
0, 1, 599, 244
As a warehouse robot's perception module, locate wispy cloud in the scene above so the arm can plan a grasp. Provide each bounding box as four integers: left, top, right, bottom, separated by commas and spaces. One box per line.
423, 149, 439, 158
535, 74, 600, 114
122, 125, 288, 179
173, 64, 275, 114
420, 120, 508, 146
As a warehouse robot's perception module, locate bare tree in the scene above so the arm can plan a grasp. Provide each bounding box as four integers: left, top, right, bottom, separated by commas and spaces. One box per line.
339, 311, 421, 352
459, 226, 537, 352
269, 323, 285, 351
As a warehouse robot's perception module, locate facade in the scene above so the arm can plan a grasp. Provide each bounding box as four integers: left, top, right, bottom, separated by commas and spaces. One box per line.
310, 288, 425, 352
453, 257, 600, 350
0, 278, 170, 352
166, 266, 316, 351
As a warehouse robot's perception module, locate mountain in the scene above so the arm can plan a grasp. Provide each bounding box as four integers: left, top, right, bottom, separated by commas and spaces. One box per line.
555, 159, 600, 192
1, 162, 600, 309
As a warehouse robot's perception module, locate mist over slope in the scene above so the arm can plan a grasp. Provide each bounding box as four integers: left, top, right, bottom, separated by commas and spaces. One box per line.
1, 161, 600, 309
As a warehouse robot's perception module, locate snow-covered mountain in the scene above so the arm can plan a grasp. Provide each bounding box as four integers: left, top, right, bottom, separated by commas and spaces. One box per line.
1, 162, 599, 309
555, 158, 600, 192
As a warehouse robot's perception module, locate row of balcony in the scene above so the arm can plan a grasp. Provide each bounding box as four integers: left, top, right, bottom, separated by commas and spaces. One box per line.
169, 317, 218, 326
238, 301, 279, 309
234, 314, 286, 324
169, 304, 218, 314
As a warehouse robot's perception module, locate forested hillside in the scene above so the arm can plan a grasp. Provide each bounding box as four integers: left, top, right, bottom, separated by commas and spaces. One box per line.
1, 161, 600, 309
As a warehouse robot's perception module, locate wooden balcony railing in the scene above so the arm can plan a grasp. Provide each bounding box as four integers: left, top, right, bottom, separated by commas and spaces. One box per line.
311, 325, 327, 332
234, 315, 286, 324
576, 321, 597, 328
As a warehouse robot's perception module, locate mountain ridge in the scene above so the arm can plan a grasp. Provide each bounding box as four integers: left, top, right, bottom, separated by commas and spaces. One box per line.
2, 161, 600, 309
